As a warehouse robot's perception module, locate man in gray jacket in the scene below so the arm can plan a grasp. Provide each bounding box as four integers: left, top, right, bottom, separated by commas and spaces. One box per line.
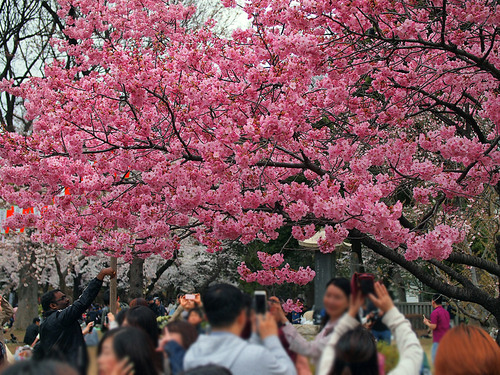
183, 284, 297, 375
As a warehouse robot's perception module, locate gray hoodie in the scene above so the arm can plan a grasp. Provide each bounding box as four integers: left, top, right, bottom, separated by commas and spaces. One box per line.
184, 332, 297, 375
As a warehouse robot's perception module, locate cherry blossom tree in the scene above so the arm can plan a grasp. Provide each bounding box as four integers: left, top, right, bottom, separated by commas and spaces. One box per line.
0, 0, 499, 335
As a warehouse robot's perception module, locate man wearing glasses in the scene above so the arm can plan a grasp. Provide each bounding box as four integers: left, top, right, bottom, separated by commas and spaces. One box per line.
37, 267, 116, 374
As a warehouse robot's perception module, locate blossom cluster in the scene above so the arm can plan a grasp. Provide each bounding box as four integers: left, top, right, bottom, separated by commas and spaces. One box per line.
0, 0, 497, 284
237, 252, 316, 286
282, 299, 304, 314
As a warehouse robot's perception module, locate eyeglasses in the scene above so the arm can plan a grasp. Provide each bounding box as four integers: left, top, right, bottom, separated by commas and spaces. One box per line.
53, 295, 68, 303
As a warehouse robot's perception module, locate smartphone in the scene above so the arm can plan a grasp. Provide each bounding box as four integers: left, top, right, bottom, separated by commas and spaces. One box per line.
254, 290, 267, 315
104, 316, 109, 325
185, 294, 196, 300
351, 273, 375, 296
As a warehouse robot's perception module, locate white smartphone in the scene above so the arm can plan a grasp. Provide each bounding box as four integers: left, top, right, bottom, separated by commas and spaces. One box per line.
254, 290, 267, 315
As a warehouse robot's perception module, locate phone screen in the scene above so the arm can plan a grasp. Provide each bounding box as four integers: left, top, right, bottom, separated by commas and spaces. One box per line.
254, 291, 267, 314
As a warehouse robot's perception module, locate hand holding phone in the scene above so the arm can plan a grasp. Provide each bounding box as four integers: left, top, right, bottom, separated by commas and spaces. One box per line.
351, 272, 375, 296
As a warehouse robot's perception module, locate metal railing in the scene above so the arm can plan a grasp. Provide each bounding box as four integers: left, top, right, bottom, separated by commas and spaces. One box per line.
395, 302, 433, 331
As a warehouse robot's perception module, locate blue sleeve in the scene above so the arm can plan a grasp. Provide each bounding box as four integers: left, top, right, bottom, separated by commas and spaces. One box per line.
164, 341, 187, 375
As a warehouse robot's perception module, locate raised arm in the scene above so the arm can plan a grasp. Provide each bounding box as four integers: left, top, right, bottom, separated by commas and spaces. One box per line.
269, 296, 330, 360
370, 283, 423, 375
317, 293, 364, 375
56, 267, 116, 327
257, 313, 297, 375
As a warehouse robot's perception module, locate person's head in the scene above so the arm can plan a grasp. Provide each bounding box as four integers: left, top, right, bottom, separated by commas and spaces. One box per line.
115, 308, 128, 326
166, 320, 199, 349
435, 324, 500, 375
180, 364, 232, 375
154, 297, 161, 306
129, 297, 149, 308
187, 308, 204, 326
123, 306, 159, 344
97, 327, 161, 375
202, 284, 246, 331
1, 359, 78, 375
41, 289, 69, 313
329, 325, 378, 375
432, 294, 444, 308
33, 317, 41, 325
323, 277, 350, 321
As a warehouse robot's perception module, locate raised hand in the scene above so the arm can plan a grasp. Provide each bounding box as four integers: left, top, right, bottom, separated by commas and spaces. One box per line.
97, 267, 117, 281
257, 312, 279, 339
268, 296, 288, 324
368, 282, 394, 313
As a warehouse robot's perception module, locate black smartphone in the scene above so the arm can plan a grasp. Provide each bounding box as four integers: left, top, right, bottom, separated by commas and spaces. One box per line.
254, 291, 267, 315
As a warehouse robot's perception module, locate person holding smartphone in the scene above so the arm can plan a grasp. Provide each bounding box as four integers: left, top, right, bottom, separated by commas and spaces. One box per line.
183, 283, 296, 375
269, 278, 351, 367
317, 282, 423, 375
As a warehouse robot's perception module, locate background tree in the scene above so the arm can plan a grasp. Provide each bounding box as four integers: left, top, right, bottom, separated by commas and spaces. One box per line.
0, 0, 499, 338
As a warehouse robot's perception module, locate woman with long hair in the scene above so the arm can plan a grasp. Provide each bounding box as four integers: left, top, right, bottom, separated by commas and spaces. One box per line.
270, 277, 351, 366
317, 282, 423, 375
123, 306, 160, 345
97, 327, 162, 375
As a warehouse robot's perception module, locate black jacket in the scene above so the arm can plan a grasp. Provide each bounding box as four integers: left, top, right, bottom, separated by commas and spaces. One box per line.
23, 323, 39, 345
39, 278, 103, 375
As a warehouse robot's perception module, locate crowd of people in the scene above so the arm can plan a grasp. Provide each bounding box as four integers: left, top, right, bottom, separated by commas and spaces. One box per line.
0, 268, 499, 375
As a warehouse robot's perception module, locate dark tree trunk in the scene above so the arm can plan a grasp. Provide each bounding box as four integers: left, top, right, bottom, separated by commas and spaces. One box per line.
388, 266, 407, 302
14, 245, 39, 330
144, 252, 178, 296
350, 236, 365, 273
128, 257, 144, 299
